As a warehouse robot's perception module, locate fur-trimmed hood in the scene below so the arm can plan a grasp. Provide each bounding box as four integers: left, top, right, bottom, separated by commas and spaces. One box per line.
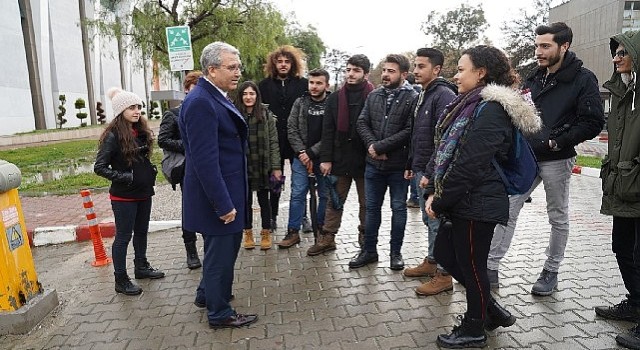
480, 84, 542, 135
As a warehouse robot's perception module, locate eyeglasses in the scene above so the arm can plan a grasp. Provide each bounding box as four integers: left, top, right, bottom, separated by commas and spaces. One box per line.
615, 50, 629, 58
219, 64, 243, 73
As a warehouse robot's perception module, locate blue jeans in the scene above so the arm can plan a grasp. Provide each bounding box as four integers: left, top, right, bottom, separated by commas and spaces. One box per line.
409, 175, 419, 202
488, 157, 575, 272
416, 171, 442, 269
287, 158, 327, 230
111, 199, 152, 275
363, 164, 408, 254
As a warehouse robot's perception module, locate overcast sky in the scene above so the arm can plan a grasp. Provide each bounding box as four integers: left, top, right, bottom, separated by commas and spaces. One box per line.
271, 0, 563, 64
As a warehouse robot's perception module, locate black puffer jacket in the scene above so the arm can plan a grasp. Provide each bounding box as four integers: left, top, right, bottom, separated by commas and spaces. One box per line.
428, 85, 542, 225
524, 51, 604, 161
157, 107, 184, 153
94, 131, 156, 199
408, 78, 457, 172
258, 76, 308, 161
357, 85, 418, 171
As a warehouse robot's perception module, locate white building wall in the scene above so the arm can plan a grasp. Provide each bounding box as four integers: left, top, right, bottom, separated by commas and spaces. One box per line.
0, 1, 35, 135
49, 0, 89, 128
0, 0, 180, 136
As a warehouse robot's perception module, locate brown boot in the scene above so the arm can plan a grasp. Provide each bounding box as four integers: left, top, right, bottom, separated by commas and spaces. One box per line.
243, 229, 255, 249
415, 271, 453, 296
306, 232, 336, 256
277, 228, 300, 249
260, 229, 272, 250
403, 258, 437, 277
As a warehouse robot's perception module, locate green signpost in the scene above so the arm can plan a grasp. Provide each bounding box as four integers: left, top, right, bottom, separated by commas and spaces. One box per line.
165, 26, 194, 72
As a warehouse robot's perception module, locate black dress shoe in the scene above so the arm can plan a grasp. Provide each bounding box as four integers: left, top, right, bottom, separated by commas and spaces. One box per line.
389, 252, 404, 271
209, 314, 258, 329
348, 250, 379, 269
194, 294, 234, 308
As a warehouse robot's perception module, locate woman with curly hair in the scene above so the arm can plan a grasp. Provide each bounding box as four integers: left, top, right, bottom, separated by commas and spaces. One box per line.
94, 87, 164, 296
424, 46, 541, 348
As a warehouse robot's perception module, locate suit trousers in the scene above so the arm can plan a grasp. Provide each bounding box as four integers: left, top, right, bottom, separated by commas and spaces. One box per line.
196, 231, 242, 322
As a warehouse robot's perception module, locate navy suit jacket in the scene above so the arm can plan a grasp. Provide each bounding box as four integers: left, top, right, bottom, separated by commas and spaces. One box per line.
178, 77, 248, 235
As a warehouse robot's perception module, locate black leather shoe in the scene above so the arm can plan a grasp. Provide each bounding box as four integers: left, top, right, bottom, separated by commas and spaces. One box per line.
348, 250, 378, 269
389, 252, 404, 270
209, 314, 258, 329
596, 298, 640, 322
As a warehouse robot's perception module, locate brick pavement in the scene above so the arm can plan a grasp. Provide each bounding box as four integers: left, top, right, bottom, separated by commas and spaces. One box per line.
0, 174, 630, 349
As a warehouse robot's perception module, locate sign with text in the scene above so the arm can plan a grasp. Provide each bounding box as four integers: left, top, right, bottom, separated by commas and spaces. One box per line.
165, 26, 194, 72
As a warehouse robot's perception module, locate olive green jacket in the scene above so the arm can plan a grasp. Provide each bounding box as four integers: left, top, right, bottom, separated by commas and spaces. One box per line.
601, 30, 640, 217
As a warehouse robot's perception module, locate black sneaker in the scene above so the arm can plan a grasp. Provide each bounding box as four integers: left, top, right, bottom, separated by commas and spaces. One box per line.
596, 299, 640, 322
531, 269, 557, 296
617, 324, 640, 350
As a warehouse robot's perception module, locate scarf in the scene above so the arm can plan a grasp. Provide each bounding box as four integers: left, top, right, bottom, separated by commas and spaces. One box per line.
433, 86, 484, 197
337, 80, 374, 133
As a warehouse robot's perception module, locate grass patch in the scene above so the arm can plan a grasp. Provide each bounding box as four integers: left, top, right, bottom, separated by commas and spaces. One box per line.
0, 139, 166, 196
576, 155, 602, 169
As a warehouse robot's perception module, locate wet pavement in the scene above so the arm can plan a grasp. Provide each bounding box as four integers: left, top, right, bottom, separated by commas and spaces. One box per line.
0, 171, 630, 349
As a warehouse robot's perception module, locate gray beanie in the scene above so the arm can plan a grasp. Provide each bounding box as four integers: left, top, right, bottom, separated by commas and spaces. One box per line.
107, 87, 143, 117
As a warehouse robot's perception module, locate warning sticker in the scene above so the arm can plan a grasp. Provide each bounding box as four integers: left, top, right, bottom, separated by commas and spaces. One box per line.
6, 224, 23, 251
2, 206, 19, 227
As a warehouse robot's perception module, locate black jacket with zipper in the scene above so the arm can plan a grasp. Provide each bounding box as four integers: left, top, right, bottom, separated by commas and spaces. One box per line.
523, 51, 604, 162
94, 131, 156, 199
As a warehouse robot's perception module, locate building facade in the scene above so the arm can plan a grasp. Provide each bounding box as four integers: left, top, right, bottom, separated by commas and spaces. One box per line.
550, 0, 640, 113
2, 0, 179, 136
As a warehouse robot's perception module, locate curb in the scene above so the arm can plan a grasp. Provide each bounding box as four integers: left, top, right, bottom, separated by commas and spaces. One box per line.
27, 220, 182, 247
572, 165, 600, 178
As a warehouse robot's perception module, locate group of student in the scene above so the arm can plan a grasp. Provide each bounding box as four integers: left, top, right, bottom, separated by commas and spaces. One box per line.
91, 20, 640, 349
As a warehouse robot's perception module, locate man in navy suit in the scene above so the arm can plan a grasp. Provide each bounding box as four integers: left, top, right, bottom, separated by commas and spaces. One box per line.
178, 41, 257, 329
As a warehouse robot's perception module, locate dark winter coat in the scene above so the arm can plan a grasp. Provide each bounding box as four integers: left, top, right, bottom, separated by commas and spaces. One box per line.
319, 86, 370, 177
356, 85, 418, 171
523, 51, 604, 162
157, 107, 184, 153
428, 85, 542, 225
94, 131, 157, 199
178, 77, 248, 236
258, 76, 308, 161
601, 30, 640, 217
287, 94, 328, 160
408, 78, 457, 173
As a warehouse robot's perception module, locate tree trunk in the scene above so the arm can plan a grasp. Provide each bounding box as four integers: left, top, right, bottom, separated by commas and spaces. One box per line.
79, 0, 97, 125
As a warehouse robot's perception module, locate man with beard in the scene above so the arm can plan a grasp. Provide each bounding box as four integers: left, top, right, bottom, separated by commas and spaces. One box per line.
403, 48, 457, 296
258, 46, 310, 231
277, 69, 331, 248
487, 22, 604, 295
311, 54, 375, 256
350, 54, 418, 270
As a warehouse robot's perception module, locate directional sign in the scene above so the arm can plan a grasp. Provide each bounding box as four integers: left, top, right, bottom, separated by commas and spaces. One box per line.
166, 26, 194, 72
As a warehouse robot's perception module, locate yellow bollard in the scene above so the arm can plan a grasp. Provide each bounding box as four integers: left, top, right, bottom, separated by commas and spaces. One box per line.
0, 187, 42, 311
0, 160, 58, 335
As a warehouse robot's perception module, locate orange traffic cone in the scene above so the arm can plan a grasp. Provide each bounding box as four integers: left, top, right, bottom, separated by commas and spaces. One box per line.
80, 189, 112, 267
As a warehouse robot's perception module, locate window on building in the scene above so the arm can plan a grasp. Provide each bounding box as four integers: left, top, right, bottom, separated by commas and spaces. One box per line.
623, 1, 640, 31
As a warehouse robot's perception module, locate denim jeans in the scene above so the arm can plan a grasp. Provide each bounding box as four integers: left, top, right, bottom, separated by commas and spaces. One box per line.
363, 164, 408, 254
488, 157, 575, 273
111, 199, 152, 275
287, 158, 327, 230
416, 171, 442, 269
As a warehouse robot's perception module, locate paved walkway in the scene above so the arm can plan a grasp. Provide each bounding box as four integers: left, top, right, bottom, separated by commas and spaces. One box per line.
0, 174, 630, 349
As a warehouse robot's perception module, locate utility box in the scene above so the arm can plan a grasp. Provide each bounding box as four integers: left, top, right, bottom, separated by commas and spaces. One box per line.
0, 160, 58, 334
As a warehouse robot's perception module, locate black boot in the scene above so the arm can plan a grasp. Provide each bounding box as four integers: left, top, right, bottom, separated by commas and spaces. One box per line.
485, 297, 516, 331
437, 315, 487, 348
184, 242, 202, 269
114, 273, 142, 295
134, 258, 165, 279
